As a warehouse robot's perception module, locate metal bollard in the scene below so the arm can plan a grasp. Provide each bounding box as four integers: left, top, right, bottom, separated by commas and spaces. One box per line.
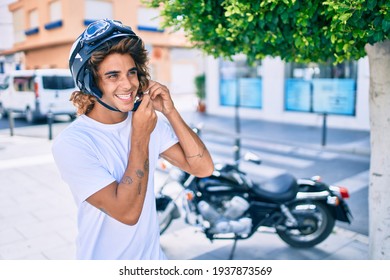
47, 110, 53, 140
8, 110, 14, 136
321, 113, 327, 146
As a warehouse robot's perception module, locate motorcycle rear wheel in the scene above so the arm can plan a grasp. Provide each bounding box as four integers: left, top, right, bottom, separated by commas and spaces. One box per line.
276, 201, 335, 248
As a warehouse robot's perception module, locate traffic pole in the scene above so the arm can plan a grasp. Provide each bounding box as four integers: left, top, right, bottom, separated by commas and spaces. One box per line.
8, 110, 14, 137
47, 110, 53, 140
321, 113, 327, 146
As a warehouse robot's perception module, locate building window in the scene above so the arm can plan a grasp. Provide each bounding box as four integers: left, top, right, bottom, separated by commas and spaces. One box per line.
25, 9, 39, 35
219, 55, 262, 109
284, 61, 358, 116
29, 9, 39, 28
84, 0, 113, 25
13, 9, 26, 42
50, 0, 62, 22
137, 7, 163, 32
45, 0, 63, 30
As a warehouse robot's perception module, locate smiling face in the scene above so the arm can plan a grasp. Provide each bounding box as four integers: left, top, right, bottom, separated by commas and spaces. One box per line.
97, 52, 140, 113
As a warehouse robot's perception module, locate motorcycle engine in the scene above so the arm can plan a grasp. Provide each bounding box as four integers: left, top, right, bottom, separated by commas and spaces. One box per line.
197, 196, 252, 235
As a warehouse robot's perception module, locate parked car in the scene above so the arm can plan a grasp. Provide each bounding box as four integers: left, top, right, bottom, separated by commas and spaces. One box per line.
0, 69, 77, 123
0, 74, 10, 119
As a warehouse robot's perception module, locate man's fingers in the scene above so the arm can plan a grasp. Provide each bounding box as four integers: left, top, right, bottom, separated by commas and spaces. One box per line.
150, 86, 168, 100
146, 81, 168, 97
144, 81, 156, 94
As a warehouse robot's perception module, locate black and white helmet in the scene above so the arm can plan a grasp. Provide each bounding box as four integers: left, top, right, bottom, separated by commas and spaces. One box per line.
69, 19, 138, 99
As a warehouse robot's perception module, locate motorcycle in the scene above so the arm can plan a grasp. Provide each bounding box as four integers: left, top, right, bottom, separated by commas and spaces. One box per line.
156, 148, 352, 259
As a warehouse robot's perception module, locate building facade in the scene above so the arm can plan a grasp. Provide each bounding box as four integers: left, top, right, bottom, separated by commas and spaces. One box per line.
1, 0, 205, 99
1, 0, 370, 130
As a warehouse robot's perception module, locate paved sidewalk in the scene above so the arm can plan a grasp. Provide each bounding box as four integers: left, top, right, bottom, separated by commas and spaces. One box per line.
161, 224, 368, 260
0, 135, 77, 259
0, 112, 370, 260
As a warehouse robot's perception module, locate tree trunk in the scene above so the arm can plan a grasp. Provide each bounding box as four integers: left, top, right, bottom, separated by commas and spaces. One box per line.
365, 40, 390, 259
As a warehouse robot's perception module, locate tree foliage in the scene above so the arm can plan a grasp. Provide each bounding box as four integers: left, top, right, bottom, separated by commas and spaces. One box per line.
145, 0, 390, 64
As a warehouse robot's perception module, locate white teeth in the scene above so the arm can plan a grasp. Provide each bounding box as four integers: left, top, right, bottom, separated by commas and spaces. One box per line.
116, 94, 131, 99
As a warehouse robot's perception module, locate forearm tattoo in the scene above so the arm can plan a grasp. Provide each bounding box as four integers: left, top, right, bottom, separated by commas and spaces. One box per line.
144, 159, 149, 171
120, 158, 149, 195
121, 176, 133, 185
186, 146, 206, 159
136, 169, 144, 178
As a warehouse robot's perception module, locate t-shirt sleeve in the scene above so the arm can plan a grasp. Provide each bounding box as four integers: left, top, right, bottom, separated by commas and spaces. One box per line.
155, 114, 179, 154
52, 135, 116, 206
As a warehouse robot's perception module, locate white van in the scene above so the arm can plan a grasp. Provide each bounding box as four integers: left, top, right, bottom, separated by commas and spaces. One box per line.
0, 69, 77, 123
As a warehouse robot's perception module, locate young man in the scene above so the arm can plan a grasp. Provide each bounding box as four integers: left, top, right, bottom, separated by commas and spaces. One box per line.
52, 19, 214, 260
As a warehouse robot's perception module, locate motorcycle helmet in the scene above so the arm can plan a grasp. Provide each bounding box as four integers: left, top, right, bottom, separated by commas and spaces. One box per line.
68, 19, 139, 111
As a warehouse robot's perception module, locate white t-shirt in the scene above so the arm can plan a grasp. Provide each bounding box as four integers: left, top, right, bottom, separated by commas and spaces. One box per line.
52, 113, 178, 260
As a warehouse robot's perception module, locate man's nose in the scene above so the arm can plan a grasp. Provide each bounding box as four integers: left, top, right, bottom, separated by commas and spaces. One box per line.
120, 76, 134, 90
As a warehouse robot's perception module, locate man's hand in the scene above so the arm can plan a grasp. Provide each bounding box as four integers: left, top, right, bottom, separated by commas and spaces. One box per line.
132, 93, 157, 139
146, 80, 175, 115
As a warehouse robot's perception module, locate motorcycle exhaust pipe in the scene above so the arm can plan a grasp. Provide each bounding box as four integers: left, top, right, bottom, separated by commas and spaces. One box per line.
296, 190, 330, 200
296, 190, 342, 206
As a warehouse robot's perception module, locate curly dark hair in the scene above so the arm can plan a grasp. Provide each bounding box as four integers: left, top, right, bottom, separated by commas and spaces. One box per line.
70, 37, 150, 115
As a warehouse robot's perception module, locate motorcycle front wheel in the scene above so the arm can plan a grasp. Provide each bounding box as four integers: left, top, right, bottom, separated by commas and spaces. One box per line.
156, 196, 180, 235
276, 200, 335, 248
157, 208, 174, 235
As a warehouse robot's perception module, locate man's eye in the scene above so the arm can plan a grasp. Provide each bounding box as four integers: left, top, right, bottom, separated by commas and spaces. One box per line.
129, 69, 137, 76
108, 74, 118, 79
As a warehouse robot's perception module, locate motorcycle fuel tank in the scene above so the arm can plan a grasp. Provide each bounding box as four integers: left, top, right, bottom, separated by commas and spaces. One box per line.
197, 171, 250, 193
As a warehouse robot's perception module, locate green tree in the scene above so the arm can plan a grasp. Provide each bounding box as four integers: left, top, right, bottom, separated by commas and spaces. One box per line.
146, 0, 390, 259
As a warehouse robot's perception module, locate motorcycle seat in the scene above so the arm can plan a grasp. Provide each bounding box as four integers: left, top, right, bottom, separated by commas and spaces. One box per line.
252, 173, 299, 202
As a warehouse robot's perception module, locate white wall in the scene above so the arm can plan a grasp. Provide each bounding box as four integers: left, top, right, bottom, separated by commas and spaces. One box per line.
169, 48, 205, 112
0, 0, 20, 73
0, 0, 15, 50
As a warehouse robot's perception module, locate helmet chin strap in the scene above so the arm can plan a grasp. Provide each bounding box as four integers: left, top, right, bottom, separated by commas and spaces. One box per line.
84, 71, 122, 113
95, 97, 122, 112
85, 74, 139, 113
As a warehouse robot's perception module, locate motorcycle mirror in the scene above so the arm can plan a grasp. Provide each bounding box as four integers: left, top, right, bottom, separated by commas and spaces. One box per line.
244, 152, 261, 165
